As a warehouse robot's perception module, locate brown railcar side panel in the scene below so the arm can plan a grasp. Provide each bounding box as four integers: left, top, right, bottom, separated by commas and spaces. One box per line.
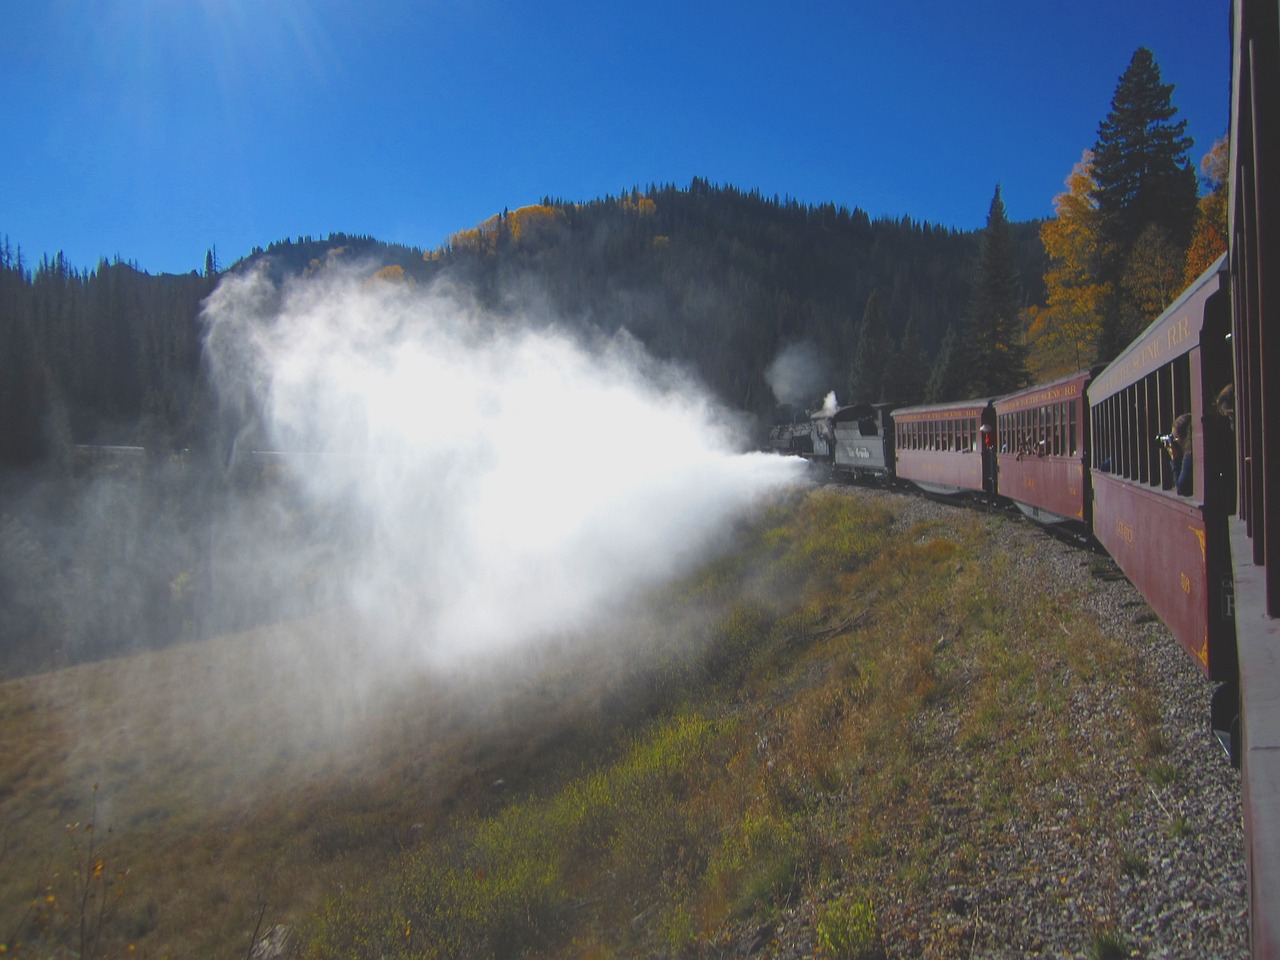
1092, 475, 1218, 676
894, 449, 985, 494
996, 456, 1087, 521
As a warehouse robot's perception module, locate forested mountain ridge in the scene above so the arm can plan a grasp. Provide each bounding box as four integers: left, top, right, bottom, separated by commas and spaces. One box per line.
0, 182, 1045, 468
413, 181, 1047, 423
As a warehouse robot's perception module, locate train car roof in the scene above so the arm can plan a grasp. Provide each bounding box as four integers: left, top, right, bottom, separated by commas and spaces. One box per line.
1088, 253, 1228, 405
993, 368, 1098, 414
890, 397, 995, 419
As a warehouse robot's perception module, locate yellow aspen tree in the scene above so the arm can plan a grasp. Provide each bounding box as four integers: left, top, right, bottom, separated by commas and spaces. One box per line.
1031, 151, 1112, 374
1183, 136, 1229, 283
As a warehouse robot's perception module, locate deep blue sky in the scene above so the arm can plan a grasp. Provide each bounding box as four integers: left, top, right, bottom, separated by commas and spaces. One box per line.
1, 0, 1231, 277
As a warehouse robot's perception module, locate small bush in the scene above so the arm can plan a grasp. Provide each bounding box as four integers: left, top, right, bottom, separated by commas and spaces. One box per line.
1088, 924, 1129, 960
815, 895, 879, 959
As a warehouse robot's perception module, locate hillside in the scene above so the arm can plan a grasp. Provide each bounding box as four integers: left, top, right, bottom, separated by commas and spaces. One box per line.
1, 182, 1045, 471
407, 182, 1047, 424
0, 486, 1245, 959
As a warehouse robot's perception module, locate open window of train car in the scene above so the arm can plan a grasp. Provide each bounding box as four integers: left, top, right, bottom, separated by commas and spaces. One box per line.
1087, 256, 1235, 685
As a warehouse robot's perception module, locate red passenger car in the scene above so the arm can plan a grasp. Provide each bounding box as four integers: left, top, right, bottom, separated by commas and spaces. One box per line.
995, 369, 1096, 533
890, 399, 996, 497
1087, 256, 1236, 680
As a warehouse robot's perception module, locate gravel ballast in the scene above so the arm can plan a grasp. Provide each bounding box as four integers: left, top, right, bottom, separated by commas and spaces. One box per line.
747, 485, 1249, 959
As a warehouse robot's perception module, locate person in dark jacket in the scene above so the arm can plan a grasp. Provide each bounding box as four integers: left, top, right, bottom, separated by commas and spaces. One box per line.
1164, 413, 1193, 496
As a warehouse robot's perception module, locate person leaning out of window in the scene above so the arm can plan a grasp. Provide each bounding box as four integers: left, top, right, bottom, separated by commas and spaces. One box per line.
1162, 413, 1193, 496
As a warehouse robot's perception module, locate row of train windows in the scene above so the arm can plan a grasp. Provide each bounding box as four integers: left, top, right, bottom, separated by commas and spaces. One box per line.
1090, 354, 1191, 493
997, 401, 1078, 458
897, 417, 981, 452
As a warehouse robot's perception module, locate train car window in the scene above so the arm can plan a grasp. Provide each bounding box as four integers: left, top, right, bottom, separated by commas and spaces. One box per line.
1117, 386, 1131, 479
1154, 375, 1168, 485
1095, 401, 1105, 469
1091, 403, 1102, 469
1129, 383, 1142, 480
1156, 366, 1174, 490
1098, 400, 1107, 469
1106, 398, 1117, 472
1110, 396, 1122, 474
1137, 378, 1152, 485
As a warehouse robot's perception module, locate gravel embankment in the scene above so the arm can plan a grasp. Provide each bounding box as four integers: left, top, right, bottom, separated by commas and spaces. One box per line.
755, 486, 1250, 959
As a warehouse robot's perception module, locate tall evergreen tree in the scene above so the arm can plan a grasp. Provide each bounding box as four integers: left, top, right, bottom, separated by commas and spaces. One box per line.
926, 324, 965, 402
1091, 47, 1198, 357
963, 186, 1029, 396
886, 315, 930, 404
848, 290, 890, 403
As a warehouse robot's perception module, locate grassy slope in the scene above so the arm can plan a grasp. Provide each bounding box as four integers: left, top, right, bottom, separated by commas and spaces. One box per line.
0, 488, 1200, 958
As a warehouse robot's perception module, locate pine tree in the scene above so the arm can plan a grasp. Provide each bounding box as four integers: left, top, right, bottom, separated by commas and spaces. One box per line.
848, 290, 890, 403
926, 324, 965, 402
963, 186, 1029, 396
886, 315, 929, 404
1091, 47, 1198, 357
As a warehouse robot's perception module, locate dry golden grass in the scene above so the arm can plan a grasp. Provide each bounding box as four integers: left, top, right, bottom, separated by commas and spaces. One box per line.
0, 487, 1158, 959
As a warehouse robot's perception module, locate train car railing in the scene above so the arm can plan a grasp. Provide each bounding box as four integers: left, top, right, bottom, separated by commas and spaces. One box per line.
1228, 0, 1280, 954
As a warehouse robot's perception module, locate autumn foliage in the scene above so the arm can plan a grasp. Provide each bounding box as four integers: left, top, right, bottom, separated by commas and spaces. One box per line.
1026, 152, 1111, 379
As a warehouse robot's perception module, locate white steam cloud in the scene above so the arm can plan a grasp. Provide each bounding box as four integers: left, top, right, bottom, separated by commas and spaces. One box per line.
764, 341, 827, 407
202, 267, 806, 669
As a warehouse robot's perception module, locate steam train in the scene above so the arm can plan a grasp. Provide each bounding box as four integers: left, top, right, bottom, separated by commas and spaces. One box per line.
780, 254, 1237, 729
773, 2, 1279, 951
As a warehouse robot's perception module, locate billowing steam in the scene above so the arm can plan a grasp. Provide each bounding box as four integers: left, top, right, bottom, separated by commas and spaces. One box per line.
764, 341, 827, 407
202, 266, 806, 670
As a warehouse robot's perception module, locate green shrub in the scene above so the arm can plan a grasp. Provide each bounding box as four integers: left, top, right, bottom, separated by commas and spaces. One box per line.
815, 895, 879, 958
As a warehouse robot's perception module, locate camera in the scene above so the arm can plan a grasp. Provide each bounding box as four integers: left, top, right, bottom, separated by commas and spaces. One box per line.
1155, 432, 1176, 446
